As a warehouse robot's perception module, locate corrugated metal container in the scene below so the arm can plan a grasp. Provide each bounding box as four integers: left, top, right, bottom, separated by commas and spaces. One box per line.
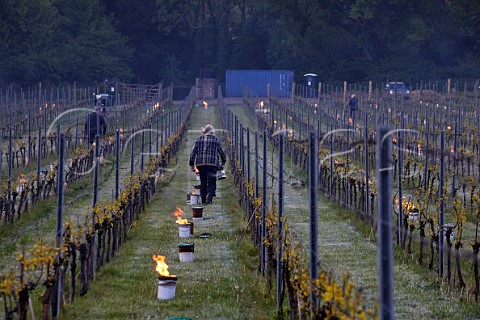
226, 70, 294, 97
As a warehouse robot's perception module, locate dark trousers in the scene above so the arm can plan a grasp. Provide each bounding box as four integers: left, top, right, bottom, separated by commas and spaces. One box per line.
197, 166, 217, 202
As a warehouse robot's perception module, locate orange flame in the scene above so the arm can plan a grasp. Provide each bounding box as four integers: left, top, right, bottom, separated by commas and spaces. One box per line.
18, 174, 27, 185
203, 101, 208, 109
152, 255, 175, 277
173, 207, 188, 224
348, 117, 353, 124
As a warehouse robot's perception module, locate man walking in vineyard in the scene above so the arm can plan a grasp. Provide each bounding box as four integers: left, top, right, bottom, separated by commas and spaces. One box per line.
347, 94, 359, 120
85, 107, 107, 144
189, 124, 227, 205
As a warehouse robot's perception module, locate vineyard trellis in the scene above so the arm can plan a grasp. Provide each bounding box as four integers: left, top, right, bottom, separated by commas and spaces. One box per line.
219, 89, 378, 319
0, 85, 194, 320
240, 79, 480, 303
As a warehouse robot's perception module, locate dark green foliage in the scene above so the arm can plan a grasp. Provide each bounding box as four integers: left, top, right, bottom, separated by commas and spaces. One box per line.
1, 0, 480, 86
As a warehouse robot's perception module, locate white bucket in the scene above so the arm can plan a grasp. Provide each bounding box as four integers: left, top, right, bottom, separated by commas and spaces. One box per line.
178, 224, 191, 238
190, 194, 199, 205
179, 243, 194, 262
179, 252, 194, 262
157, 279, 176, 300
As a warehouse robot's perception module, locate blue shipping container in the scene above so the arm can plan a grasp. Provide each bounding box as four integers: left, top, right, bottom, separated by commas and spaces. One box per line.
226, 70, 294, 97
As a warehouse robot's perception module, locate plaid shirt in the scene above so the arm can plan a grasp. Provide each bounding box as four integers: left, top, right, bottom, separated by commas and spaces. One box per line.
189, 133, 226, 167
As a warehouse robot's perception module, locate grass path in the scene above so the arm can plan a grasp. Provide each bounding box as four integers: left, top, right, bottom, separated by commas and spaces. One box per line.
62, 103, 276, 319
228, 104, 480, 320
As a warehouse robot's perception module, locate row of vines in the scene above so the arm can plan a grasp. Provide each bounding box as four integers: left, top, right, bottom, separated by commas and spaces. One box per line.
242, 83, 480, 302
0, 89, 193, 319
218, 90, 377, 319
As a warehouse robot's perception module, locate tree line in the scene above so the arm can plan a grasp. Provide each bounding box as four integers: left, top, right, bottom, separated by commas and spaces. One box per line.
1, 0, 479, 87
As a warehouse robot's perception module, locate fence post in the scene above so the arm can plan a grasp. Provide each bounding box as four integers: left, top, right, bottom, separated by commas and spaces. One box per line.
397, 118, 404, 245
8, 126, 12, 203
261, 130, 268, 275
240, 124, 244, 175
156, 117, 159, 154
247, 129, 251, 183
28, 110, 31, 162
149, 121, 153, 157
115, 129, 120, 199
276, 133, 284, 313
309, 130, 318, 315
75, 116, 79, 150
439, 130, 445, 277
37, 127, 41, 186
364, 113, 371, 221
255, 131, 259, 198
131, 129, 135, 175
377, 126, 394, 320
141, 129, 145, 171
329, 124, 333, 197
93, 135, 100, 207
53, 133, 65, 318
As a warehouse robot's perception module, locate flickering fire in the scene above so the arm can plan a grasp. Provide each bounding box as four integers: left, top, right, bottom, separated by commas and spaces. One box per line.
348, 117, 353, 124
447, 125, 452, 130
203, 101, 208, 109
259, 101, 264, 108
152, 255, 175, 277
18, 174, 27, 185
173, 207, 188, 224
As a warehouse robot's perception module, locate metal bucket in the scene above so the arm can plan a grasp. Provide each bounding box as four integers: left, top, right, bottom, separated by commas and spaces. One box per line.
157, 276, 177, 300
192, 206, 204, 220
178, 243, 195, 262
193, 184, 201, 195
178, 224, 191, 238
190, 194, 199, 205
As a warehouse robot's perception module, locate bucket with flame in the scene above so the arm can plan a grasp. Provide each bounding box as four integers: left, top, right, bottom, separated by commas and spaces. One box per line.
174, 207, 192, 238
152, 255, 177, 300
190, 193, 199, 205
187, 192, 199, 205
